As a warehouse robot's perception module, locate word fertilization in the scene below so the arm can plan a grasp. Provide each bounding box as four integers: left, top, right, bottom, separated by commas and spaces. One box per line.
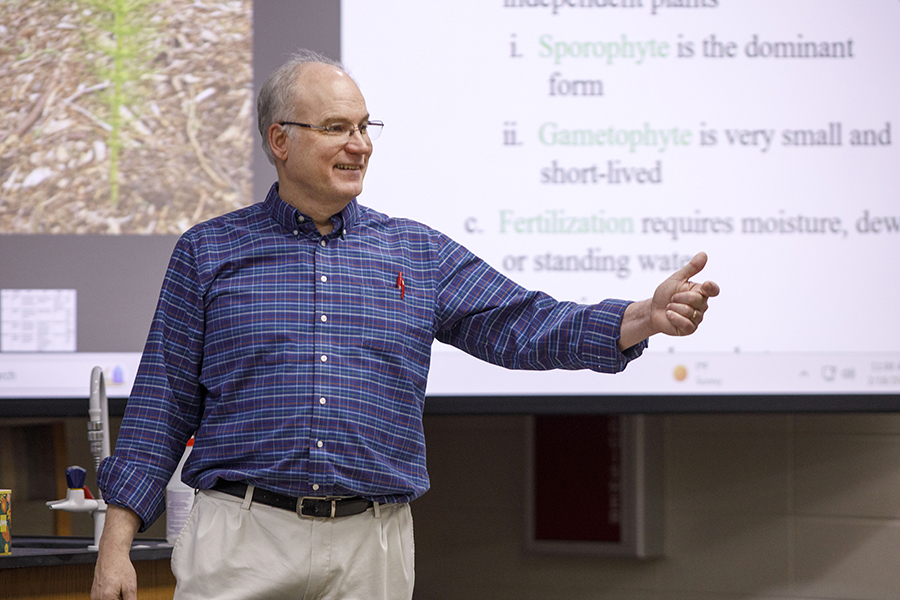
503, 0, 719, 17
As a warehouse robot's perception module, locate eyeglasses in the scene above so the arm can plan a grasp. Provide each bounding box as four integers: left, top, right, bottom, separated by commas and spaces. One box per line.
279, 120, 384, 140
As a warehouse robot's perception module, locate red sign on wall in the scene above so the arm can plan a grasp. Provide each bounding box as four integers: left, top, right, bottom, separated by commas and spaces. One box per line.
532, 414, 622, 543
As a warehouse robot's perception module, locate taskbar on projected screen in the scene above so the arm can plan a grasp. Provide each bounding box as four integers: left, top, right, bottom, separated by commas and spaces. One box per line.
422, 349, 900, 396
2, 350, 900, 399
0, 352, 141, 398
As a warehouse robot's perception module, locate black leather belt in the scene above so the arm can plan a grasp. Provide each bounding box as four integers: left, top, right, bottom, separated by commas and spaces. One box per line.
211, 480, 373, 518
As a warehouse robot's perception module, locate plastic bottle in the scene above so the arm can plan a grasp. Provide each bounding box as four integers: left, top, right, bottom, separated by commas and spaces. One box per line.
166, 438, 194, 544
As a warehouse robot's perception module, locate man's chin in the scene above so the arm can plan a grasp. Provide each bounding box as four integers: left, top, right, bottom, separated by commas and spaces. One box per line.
335, 180, 364, 199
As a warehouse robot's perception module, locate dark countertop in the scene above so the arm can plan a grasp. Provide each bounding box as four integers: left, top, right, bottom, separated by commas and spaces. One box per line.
1, 536, 173, 569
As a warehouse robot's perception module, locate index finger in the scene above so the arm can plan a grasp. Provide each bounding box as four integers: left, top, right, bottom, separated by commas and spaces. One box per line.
700, 280, 720, 298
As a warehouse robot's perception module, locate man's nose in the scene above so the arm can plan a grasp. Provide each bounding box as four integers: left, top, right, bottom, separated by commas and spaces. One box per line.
344, 129, 370, 152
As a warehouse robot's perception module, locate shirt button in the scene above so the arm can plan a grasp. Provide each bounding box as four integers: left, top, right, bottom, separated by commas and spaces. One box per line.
317, 441, 324, 448
320, 355, 328, 362
292, 230, 299, 236
320, 275, 327, 283
319, 397, 327, 405
297, 215, 305, 223
320, 240, 326, 247
312, 484, 319, 491
320, 315, 327, 322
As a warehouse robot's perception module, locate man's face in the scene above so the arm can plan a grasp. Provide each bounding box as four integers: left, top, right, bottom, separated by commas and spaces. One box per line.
278, 64, 373, 211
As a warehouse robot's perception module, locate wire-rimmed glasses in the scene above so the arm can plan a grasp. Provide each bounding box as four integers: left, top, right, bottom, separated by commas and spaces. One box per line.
279, 120, 384, 140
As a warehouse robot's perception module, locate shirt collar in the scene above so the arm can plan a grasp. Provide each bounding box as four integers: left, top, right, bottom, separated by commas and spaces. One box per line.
263, 182, 360, 236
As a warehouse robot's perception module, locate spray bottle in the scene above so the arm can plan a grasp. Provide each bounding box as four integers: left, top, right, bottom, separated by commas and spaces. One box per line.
165, 438, 194, 544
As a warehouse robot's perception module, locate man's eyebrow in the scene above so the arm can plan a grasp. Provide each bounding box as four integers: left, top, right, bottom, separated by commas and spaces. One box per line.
320, 113, 370, 124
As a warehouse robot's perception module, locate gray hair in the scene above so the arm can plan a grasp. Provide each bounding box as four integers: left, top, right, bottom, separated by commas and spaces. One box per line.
257, 50, 346, 164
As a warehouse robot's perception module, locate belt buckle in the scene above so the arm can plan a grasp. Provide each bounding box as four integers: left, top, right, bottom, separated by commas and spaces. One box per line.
298, 497, 336, 519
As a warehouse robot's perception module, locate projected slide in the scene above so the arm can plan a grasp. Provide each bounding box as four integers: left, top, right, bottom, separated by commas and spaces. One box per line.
342, 0, 900, 395
3, 0, 898, 404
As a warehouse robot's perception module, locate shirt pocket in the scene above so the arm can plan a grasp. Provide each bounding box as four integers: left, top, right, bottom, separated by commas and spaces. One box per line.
356, 281, 434, 354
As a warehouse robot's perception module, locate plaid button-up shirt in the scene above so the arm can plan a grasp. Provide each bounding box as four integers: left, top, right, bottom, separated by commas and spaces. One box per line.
98, 184, 645, 530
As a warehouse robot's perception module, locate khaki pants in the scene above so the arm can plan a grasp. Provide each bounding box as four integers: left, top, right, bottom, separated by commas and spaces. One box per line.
171, 489, 415, 600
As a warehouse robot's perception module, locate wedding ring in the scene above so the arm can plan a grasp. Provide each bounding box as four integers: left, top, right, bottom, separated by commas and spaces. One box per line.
692, 309, 699, 321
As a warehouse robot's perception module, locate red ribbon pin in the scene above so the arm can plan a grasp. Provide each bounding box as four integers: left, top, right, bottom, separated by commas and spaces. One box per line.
396, 271, 405, 300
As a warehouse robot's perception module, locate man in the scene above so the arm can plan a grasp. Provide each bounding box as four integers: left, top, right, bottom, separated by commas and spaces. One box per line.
92, 50, 718, 600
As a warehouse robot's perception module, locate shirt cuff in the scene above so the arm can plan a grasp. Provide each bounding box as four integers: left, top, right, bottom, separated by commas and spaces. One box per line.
586, 299, 648, 373
97, 456, 167, 532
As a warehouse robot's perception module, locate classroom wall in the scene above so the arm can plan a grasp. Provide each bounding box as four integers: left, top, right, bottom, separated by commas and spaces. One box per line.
9, 412, 900, 599
412, 413, 900, 600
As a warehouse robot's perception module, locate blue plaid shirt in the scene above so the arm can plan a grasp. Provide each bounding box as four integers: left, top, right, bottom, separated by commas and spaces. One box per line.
98, 184, 646, 530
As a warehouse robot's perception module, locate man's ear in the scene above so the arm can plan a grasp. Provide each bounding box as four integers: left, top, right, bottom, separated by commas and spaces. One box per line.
268, 123, 289, 161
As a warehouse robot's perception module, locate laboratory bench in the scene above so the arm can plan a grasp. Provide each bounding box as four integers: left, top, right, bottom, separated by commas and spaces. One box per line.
0, 536, 175, 599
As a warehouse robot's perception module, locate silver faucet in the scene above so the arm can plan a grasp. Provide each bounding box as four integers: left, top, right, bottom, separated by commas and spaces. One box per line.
47, 366, 110, 550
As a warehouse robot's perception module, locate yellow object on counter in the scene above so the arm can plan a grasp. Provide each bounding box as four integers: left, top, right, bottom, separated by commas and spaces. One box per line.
0, 489, 10, 555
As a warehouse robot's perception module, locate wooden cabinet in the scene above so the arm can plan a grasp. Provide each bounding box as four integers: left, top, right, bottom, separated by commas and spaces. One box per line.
1, 558, 175, 599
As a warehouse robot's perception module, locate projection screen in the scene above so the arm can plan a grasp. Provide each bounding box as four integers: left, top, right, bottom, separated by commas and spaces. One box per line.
1, 0, 898, 413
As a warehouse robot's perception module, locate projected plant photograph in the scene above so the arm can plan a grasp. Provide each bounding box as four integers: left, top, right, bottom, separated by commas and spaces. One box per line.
0, 0, 252, 234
